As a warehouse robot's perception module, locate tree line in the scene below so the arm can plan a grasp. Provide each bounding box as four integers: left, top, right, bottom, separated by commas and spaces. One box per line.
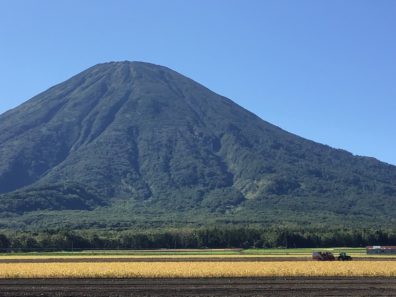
0, 227, 395, 252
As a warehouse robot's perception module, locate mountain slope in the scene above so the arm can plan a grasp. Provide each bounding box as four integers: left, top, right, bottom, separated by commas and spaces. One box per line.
0, 61, 395, 229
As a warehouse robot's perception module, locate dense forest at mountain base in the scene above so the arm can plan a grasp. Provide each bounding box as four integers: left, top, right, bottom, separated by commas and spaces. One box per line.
0, 197, 395, 231
1, 206, 395, 231
1, 228, 395, 251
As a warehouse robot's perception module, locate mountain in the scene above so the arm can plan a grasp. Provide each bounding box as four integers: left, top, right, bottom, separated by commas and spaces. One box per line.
0, 61, 395, 230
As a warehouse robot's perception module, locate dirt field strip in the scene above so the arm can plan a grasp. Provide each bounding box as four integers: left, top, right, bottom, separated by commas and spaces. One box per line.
0, 254, 308, 260
0, 261, 395, 278
0, 278, 395, 297
0, 256, 395, 263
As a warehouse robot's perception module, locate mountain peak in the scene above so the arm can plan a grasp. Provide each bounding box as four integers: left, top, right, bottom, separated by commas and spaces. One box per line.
87, 60, 177, 76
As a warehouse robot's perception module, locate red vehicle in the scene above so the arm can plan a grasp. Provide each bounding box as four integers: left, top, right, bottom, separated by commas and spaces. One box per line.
312, 251, 336, 261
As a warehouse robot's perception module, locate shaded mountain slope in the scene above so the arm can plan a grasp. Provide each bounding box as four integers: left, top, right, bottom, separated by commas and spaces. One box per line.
0, 61, 395, 229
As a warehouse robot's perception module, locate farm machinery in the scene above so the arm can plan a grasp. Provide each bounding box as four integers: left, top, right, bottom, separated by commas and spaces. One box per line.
312, 251, 352, 261
312, 251, 336, 261
337, 252, 352, 261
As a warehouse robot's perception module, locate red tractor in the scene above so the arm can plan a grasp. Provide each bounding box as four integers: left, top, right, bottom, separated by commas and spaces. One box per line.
312, 251, 336, 261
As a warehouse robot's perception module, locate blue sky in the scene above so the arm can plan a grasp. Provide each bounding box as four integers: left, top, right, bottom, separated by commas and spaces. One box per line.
0, 0, 395, 165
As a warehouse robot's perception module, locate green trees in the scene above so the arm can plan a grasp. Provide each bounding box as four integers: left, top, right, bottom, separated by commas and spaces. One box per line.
0, 234, 10, 251
0, 228, 395, 252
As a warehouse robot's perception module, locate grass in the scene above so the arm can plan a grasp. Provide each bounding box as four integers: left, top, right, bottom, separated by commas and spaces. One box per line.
0, 249, 241, 256
242, 247, 367, 254
0, 249, 242, 259
1, 247, 395, 259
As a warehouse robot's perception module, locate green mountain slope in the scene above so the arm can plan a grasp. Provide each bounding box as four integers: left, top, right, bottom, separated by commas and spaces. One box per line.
0, 61, 395, 229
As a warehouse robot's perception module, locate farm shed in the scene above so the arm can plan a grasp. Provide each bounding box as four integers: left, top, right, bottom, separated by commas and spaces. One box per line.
366, 246, 396, 254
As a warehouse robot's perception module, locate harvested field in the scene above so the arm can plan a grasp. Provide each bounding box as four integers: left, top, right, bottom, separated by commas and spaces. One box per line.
0, 261, 395, 278
0, 278, 395, 297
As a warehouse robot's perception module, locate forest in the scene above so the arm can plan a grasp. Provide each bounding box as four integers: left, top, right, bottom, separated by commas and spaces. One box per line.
0, 227, 395, 251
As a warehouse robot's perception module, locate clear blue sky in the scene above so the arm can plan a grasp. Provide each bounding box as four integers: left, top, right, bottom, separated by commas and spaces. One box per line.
1, 0, 395, 165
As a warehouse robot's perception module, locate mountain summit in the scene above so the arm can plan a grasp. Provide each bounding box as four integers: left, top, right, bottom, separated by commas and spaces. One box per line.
0, 61, 395, 229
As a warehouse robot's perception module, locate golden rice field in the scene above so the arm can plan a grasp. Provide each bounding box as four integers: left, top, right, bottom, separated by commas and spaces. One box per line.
0, 261, 395, 278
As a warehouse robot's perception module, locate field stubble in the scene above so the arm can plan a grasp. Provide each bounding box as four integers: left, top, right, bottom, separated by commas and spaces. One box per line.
0, 261, 395, 278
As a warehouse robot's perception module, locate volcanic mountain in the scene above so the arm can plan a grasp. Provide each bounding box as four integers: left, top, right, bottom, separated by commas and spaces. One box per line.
0, 61, 395, 229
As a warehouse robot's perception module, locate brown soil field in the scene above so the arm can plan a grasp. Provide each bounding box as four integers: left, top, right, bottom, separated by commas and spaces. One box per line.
0, 256, 395, 263
0, 277, 395, 297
